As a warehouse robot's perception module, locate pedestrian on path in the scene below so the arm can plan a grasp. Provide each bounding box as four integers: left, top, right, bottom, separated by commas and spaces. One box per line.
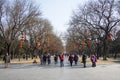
74, 54, 78, 65
40, 54, 43, 65
47, 53, 51, 65
68, 54, 74, 67
59, 53, 64, 67
54, 53, 58, 64
43, 54, 47, 65
90, 54, 97, 67
3, 53, 10, 68
82, 53, 87, 68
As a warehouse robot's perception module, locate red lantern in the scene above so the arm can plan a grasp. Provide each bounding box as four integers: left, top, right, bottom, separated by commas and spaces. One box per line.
39, 40, 42, 49
87, 38, 91, 47
36, 40, 38, 47
46, 44, 48, 50
81, 39, 84, 50
107, 33, 112, 41
21, 32, 25, 40
20, 41, 22, 48
73, 43, 77, 49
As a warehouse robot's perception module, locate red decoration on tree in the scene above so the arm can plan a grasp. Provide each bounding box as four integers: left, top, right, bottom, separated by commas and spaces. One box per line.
73, 43, 77, 49
21, 32, 25, 40
87, 38, 91, 47
20, 41, 22, 48
81, 38, 84, 50
107, 33, 112, 41
36, 40, 38, 47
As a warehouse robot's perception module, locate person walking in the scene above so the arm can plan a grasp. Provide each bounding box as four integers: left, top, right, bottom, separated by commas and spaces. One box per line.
82, 53, 87, 68
74, 54, 78, 65
3, 53, 10, 68
47, 53, 51, 65
54, 53, 58, 64
43, 54, 47, 65
59, 53, 64, 67
90, 54, 97, 67
68, 54, 74, 67
40, 54, 43, 65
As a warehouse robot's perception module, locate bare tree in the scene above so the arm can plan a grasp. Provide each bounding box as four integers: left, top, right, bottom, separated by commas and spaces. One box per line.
68, 0, 120, 60
0, 0, 41, 56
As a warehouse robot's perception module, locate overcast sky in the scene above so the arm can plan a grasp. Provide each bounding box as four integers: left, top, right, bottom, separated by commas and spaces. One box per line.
34, 0, 89, 35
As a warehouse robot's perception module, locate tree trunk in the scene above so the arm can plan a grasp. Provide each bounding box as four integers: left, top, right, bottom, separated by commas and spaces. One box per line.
18, 53, 21, 61
96, 43, 100, 59
114, 52, 117, 59
103, 39, 108, 60
6, 43, 10, 55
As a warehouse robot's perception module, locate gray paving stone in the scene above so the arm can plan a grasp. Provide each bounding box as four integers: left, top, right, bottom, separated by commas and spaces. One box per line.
0, 58, 120, 80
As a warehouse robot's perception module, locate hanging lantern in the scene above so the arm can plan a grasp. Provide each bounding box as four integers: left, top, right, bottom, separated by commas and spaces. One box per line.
21, 32, 25, 41
19, 41, 22, 48
73, 43, 77, 49
39, 39, 42, 49
36, 40, 38, 47
80, 38, 84, 50
107, 33, 112, 41
87, 38, 91, 47
84, 29, 88, 37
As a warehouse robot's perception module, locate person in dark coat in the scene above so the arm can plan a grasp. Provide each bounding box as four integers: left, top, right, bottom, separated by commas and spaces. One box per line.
82, 53, 87, 68
43, 54, 47, 65
68, 54, 74, 67
47, 53, 51, 65
74, 54, 78, 65
3, 53, 10, 68
54, 53, 58, 64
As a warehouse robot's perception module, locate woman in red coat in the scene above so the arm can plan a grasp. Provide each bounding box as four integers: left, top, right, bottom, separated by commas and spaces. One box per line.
68, 54, 74, 67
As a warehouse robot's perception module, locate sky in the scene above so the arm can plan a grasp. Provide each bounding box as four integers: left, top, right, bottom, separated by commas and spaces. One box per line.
34, 0, 89, 35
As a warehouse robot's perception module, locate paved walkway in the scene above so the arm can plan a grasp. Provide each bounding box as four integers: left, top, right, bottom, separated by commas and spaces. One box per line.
0, 57, 120, 80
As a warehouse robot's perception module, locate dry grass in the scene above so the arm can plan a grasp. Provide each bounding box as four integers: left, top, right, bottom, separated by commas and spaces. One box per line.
0, 58, 40, 64
0, 56, 117, 64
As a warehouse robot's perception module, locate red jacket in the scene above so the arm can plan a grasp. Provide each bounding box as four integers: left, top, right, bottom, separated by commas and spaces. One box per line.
59, 54, 64, 60
69, 55, 74, 62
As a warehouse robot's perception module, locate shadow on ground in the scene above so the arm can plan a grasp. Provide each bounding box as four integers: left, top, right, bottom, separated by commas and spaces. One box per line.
113, 60, 120, 64
0, 63, 93, 69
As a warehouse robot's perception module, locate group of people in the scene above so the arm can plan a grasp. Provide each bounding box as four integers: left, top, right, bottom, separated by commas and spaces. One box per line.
53, 53, 97, 68
2, 52, 97, 68
51, 53, 78, 67
58, 53, 97, 68
68, 54, 78, 67
39, 53, 97, 68
40, 53, 51, 65
82, 53, 97, 68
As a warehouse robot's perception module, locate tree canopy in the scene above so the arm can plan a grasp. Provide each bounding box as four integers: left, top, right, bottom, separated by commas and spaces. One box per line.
66, 0, 120, 59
